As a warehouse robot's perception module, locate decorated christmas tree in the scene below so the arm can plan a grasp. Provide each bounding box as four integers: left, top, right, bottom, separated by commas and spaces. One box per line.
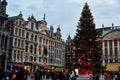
73, 3, 103, 74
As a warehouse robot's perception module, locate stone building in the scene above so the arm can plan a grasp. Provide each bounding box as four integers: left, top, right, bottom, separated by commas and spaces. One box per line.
0, 0, 10, 71
0, 0, 65, 72
101, 24, 120, 71
65, 34, 74, 72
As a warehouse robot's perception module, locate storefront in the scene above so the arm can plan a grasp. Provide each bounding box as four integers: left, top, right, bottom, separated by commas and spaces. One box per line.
106, 63, 120, 71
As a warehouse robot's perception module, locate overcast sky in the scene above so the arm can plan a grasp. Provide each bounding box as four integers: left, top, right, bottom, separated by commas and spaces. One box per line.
6, 0, 120, 40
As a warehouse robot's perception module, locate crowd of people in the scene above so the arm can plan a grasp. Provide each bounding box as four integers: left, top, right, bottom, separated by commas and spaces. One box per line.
34, 69, 77, 80
0, 67, 77, 80
1, 67, 120, 80
88, 71, 120, 80
0, 67, 29, 80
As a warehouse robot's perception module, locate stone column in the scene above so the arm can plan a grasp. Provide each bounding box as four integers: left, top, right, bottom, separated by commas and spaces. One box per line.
102, 40, 105, 66
112, 40, 115, 62
0, 34, 2, 50
4, 54, 7, 71
107, 40, 110, 63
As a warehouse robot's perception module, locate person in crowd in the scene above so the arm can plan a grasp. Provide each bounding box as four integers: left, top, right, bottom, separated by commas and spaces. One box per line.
70, 70, 76, 80
0, 67, 4, 80
10, 70, 17, 80
50, 69, 57, 80
24, 70, 28, 80
34, 69, 42, 80
46, 70, 50, 79
16, 68, 24, 80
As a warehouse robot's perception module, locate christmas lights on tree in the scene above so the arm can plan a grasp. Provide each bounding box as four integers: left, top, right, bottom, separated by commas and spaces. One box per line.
73, 3, 103, 74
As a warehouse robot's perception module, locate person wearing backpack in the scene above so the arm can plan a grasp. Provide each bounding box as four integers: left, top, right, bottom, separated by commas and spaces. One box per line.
35, 69, 42, 80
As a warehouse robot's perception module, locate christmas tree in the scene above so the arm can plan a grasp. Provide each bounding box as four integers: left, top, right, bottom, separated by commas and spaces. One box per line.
73, 3, 103, 74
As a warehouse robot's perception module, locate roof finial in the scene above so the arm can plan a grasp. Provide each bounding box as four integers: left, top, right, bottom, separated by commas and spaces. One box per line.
18, 11, 23, 17
112, 22, 114, 27
102, 24, 104, 28
43, 13, 46, 21
20, 11, 22, 14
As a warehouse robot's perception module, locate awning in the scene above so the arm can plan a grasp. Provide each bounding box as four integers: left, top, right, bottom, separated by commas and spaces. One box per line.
38, 64, 44, 68
13, 63, 25, 67
44, 65, 51, 70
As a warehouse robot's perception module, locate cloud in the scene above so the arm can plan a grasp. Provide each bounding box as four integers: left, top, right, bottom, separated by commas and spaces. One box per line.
65, 0, 119, 7
7, 0, 44, 18
6, 0, 120, 40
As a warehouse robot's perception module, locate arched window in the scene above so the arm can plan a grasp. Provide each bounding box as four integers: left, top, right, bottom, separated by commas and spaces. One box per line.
34, 57, 36, 62
26, 32, 29, 39
25, 56, 28, 61
34, 44, 37, 54
14, 50, 16, 61
5, 36, 8, 49
25, 42, 28, 52
31, 34, 33, 41
30, 45, 33, 53
1, 35, 4, 48
35, 35, 37, 42
30, 56, 33, 61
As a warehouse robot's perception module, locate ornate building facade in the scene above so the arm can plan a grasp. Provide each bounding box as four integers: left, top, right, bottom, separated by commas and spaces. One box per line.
0, 0, 10, 71
0, 0, 65, 72
102, 24, 120, 71
65, 35, 73, 72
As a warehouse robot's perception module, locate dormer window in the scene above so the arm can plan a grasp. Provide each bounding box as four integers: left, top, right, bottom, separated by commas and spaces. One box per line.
31, 22, 34, 30
16, 21, 18, 25
19, 21, 22, 26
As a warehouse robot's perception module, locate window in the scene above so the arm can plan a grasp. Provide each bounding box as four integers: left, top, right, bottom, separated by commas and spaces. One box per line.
18, 39, 20, 47
25, 56, 28, 61
19, 21, 22, 26
30, 45, 33, 53
34, 57, 36, 62
15, 28, 18, 36
35, 35, 37, 42
17, 51, 20, 61
21, 51, 23, 61
22, 30, 24, 38
16, 21, 18, 25
26, 32, 29, 39
39, 57, 41, 62
21, 40, 24, 48
14, 50, 16, 61
5, 36, 8, 49
14, 38, 17, 46
25, 42, 28, 52
31, 34, 33, 41
34, 45, 37, 54
19, 29, 21, 36
30, 56, 33, 61
31, 23, 34, 30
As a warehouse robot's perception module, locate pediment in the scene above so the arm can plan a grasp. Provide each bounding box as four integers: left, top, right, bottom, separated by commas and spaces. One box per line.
103, 29, 120, 40
41, 30, 49, 36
